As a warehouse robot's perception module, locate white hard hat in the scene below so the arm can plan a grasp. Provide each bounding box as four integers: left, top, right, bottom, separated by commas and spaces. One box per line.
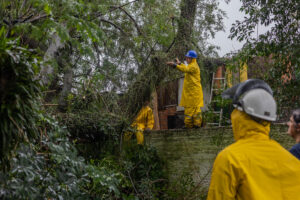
222, 79, 277, 121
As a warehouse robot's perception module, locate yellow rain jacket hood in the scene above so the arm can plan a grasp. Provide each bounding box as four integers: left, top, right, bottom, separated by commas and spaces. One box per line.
207, 109, 300, 200
176, 59, 203, 107
131, 105, 154, 131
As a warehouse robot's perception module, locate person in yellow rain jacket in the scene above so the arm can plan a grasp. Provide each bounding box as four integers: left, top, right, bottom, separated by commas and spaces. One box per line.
124, 101, 154, 145
207, 79, 300, 200
167, 50, 203, 128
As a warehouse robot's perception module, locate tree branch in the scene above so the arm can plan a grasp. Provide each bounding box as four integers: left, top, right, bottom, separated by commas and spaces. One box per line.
20, 0, 27, 12
8, 13, 48, 26
165, 39, 175, 53
100, 19, 127, 35
25, 13, 48, 23
127, 170, 140, 196
191, 41, 203, 55
140, 42, 158, 67
112, 0, 140, 10
95, 0, 140, 18
118, 7, 142, 36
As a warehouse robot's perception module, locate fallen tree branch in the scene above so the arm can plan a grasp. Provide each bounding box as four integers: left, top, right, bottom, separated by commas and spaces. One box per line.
25, 13, 48, 23
127, 170, 140, 195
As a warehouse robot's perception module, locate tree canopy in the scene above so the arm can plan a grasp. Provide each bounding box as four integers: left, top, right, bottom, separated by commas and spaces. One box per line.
229, 0, 300, 115
0, 0, 228, 199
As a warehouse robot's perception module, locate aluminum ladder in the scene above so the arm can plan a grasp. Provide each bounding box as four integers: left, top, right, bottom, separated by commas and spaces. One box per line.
208, 72, 226, 127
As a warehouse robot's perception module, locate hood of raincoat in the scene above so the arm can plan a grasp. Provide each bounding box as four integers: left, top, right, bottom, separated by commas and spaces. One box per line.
231, 109, 270, 141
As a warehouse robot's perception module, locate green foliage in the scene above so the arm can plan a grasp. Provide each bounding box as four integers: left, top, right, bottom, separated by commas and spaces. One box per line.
203, 88, 232, 126
0, 117, 130, 199
165, 170, 207, 200
68, 140, 169, 199
86, 158, 126, 199
0, 121, 89, 199
57, 111, 126, 143
121, 143, 168, 200
200, 57, 227, 86
0, 0, 230, 198
230, 0, 299, 63
229, 0, 300, 120
0, 27, 41, 170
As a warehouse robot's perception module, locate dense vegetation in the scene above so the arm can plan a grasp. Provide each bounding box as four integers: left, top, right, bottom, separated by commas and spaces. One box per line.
0, 0, 225, 199
229, 0, 300, 119
0, 0, 298, 199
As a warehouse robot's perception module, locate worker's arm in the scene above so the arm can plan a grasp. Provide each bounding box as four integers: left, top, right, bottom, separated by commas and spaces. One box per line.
176, 63, 196, 73
207, 150, 239, 200
166, 58, 181, 69
146, 109, 154, 130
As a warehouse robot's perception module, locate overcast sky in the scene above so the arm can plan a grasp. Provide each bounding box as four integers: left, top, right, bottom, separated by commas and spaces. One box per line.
209, 0, 270, 57
208, 0, 245, 57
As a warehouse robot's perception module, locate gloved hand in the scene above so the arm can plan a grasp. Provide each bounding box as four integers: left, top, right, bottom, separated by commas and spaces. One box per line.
166, 57, 181, 68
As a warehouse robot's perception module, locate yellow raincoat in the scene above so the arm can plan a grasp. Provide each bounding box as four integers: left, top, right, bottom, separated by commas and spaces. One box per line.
177, 59, 203, 107
207, 109, 300, 200
124, 106, 154, 144
176, 59, 203, 127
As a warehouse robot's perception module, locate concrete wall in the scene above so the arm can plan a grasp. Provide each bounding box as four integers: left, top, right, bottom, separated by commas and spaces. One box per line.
145, 125, 294, 191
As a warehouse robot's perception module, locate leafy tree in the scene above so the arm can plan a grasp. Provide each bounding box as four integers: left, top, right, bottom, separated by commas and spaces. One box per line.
123, 0, 226, 119
1, 0, 226, 112
0, 27, 41, 170
0, 0, 229, 198
230, 0, 299, 64
229, 0, 300, 118
0, 117, 128, 199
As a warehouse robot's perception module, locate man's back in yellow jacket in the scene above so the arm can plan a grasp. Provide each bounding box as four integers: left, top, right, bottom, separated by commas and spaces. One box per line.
207, 109, 300, 200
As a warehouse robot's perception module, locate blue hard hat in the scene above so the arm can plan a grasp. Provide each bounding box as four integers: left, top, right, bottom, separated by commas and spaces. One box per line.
185, 50, 197, 58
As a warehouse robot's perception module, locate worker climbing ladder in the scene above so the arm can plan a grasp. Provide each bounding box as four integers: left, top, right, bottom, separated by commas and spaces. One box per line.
208, 72, 226, 127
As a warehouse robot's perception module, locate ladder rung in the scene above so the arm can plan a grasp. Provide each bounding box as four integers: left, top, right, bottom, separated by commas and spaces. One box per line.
207, 123, 219, 125
212, 111, 221, 114
213, 78, 225, 80
212, 89, 223, 91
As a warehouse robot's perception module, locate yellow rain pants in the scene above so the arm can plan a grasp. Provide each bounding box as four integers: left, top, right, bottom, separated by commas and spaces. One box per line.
124, 106, 154, 144
207, 109, 300, 200
184, 107, 202, 128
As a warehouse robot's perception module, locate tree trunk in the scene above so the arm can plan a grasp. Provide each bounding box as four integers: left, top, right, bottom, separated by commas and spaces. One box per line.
151, 89, 160, 130
58, 66, 73, 112
40, 33, 65, 86
172, 0, 198, 59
